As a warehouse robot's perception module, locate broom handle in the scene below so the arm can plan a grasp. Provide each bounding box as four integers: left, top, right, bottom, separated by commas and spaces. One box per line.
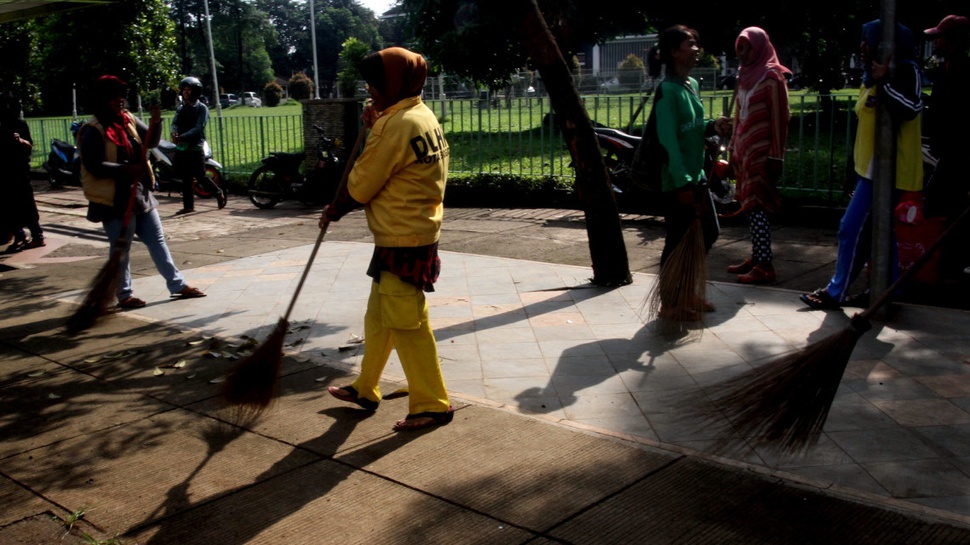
119, 111, 156, 239
282, 128, 368, 322
860, 204, 970, 320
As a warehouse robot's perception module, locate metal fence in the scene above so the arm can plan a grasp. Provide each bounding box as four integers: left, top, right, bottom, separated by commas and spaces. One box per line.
27, 92, 857, 205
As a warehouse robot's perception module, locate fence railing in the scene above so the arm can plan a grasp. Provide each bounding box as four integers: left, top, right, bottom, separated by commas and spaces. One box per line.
27, 92, 857, 206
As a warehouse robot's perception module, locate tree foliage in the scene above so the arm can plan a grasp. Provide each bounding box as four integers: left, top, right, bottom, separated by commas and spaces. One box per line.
0, 20, 40, 112
402, 0, 967, 93
337, 37, 370, 98
403, 0, 653, 89
31, 0, 178, 115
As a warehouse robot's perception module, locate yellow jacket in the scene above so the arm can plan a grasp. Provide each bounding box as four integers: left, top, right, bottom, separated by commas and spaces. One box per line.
348, 96, 449, 248
853, 85, 923, 192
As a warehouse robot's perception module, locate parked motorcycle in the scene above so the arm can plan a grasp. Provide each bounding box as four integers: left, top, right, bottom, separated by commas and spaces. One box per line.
247, 125, 343, 209
149, 139, 225, 198
44, 121, 82, 188
591, 124, 733, 214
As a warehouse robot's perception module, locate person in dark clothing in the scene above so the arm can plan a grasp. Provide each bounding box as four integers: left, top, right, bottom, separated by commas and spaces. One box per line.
0, 94, 44, 253
923, 14, 970, 281
170, 77, 224, 214
77, 75, 206, 308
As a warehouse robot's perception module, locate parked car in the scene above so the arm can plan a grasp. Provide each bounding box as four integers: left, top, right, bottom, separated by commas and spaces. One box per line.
218, 93, 238, 109
241, 91, 261, 107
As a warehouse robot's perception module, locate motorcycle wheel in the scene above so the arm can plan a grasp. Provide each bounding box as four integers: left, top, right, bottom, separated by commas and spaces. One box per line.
193, 166, 223, 198
248, 165, 283, 209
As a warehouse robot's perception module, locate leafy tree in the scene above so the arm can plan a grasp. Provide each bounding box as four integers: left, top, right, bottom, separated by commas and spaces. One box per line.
337, 37, 370, 98
249, 1, 383, 97
404, 0, 634, 285
0, 20, 40, 113
306, 0, 383, 95
206, 0, 276, 94
255, 0, 308, 77
32, 0, 178, 115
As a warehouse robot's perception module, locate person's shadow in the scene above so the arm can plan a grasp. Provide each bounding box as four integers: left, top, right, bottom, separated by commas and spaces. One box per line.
515, 323, 690, 414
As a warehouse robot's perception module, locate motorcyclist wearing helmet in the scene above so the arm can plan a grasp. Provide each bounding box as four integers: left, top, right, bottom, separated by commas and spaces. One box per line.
170, 76, 225, 213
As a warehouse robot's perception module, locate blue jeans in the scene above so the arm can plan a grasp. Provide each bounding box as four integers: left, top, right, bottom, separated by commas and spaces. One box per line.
824, 176, 898, 302
103, 208, 186, 300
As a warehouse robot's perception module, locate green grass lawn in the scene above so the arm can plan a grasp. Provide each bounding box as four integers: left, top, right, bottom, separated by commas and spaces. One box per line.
27, 90, 864, 204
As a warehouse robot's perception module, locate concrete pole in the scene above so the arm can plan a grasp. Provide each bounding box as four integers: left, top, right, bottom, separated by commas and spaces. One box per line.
310, 0, 320, 99
203, 0, 222, 117
871, 0, 896, 318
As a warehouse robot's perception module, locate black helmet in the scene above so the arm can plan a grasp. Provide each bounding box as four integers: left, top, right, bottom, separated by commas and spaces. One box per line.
179, 76, 203, 102
180, 76, 203, 91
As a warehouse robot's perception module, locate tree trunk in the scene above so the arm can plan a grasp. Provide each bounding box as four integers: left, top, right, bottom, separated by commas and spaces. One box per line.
515, 1, 632, 287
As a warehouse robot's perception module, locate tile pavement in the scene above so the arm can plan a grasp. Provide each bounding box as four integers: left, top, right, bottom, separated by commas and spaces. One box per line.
49, 238, 970, 523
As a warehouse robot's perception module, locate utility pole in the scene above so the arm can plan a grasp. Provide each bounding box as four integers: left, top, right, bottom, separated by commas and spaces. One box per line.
203, 0, 222, 117
310, 0, 320, 99
871, 0, 896, 318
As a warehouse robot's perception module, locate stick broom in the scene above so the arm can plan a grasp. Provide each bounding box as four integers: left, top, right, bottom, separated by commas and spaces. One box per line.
220, 129, 367, 417
695, 204, 970, 455
66, 131, 147, 334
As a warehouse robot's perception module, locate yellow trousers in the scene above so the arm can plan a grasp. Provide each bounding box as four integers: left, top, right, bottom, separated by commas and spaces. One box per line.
351, 271, 450, 415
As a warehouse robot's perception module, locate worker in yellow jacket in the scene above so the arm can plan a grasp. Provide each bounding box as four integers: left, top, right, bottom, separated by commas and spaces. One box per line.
321, 47, 453, 431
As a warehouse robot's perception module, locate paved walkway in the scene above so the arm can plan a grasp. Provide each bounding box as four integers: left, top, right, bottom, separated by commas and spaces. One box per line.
65, 238, 970, 519
2, 182, 970, 543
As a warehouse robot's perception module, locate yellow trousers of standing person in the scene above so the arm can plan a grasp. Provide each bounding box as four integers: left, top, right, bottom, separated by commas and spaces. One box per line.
351, 271, 450, 415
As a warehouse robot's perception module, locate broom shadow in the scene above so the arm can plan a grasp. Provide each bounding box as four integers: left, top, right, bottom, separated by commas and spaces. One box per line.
132, 406, 419, 545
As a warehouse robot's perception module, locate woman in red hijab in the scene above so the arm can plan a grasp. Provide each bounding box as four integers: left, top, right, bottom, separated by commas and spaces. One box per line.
725, 27, 791, 284
77, 75, 206, 308
322, 48, 454, 431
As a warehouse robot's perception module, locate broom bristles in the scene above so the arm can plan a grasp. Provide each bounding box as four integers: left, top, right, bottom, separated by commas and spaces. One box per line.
220, 317, 288, 420
691, 314, 871, 455
642, 218, 708, 328
65, 246, 125, 334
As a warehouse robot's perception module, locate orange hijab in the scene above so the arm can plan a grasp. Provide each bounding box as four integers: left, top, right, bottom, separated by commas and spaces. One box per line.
357, 47, 428, 111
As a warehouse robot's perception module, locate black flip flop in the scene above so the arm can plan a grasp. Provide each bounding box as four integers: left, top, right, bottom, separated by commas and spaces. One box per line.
799, 288, 841, 310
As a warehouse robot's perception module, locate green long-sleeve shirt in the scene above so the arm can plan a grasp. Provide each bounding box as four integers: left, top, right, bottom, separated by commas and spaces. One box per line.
655, 77, 710, 192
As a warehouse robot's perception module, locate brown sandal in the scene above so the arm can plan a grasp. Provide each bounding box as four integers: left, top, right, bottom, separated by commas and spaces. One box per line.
118, 296, 147, 309
172, 286, 206, 299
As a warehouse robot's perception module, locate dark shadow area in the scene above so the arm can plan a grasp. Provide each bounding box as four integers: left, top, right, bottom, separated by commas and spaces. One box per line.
129, 407, 421, 545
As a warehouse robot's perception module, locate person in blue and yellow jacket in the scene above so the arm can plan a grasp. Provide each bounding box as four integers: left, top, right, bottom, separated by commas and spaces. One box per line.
801, 20, 924, 310
321, 47, 453, 431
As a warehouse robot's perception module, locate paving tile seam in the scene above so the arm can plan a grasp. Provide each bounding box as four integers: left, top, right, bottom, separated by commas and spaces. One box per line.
325, 422, 548, 540
535, 456, 687, 538
121, 455, 330, 538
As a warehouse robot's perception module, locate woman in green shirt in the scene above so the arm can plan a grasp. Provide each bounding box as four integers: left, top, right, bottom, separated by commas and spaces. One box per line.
654, 25, 730, 319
